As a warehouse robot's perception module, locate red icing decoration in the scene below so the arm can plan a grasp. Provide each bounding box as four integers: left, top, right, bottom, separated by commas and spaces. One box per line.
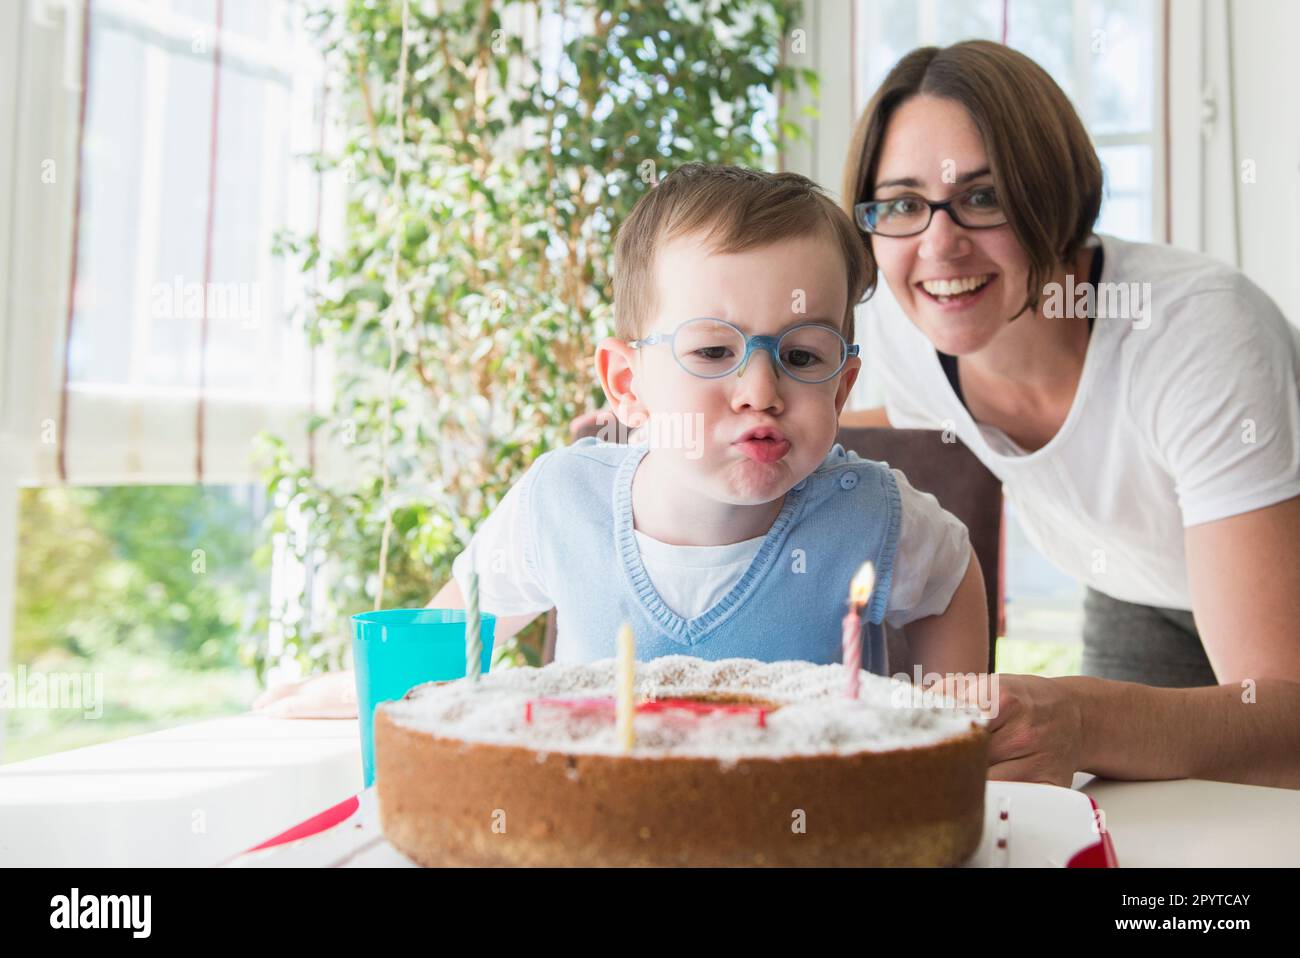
523, 695, 772, 727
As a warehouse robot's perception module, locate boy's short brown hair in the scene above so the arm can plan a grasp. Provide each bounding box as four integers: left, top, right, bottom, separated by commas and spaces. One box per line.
613, 164, 869, 342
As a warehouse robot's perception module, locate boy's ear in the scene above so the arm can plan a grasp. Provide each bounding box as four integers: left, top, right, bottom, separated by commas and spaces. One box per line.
832, 354, 862, 418
595, 336, 650, 429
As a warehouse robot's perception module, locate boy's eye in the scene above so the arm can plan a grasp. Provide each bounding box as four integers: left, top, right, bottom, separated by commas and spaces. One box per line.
692, 346, 734, 361
782, 348, 823, 369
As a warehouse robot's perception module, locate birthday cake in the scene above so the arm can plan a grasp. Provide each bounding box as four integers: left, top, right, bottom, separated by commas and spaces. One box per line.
373, 655, 989, 867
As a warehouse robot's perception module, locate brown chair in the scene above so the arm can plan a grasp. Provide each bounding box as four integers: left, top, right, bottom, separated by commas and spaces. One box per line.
834, 427, 1002, 675
542, 418, 1001, 674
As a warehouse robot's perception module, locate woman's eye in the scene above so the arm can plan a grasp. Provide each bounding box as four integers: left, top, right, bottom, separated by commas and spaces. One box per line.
966, 188, 999, 208
887, 197, 920, 216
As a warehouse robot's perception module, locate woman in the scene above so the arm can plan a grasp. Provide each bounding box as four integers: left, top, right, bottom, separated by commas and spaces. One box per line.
841, 40, 1300, 788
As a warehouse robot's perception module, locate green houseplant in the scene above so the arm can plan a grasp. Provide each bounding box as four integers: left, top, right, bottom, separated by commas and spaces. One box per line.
255, 0, 816, 681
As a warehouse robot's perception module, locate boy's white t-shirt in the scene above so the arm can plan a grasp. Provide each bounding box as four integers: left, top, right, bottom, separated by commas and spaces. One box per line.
453, 458, 971, 627
865, 232, 1300, 611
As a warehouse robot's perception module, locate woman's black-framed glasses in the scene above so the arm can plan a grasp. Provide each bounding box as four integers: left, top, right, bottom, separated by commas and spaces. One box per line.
854, 184, 1007, 237
628, 317, 859, 384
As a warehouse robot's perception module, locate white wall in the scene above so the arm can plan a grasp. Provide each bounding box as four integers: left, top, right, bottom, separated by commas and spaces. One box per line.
1174, 0, 1300, 324
0, 0, 30, 763
781, 0, 855, 206
1221, 0, 1300, 323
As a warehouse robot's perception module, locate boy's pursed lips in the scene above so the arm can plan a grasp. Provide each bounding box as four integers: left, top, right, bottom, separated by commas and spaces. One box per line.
733, 424, 787, 444
732, 424, 791, 464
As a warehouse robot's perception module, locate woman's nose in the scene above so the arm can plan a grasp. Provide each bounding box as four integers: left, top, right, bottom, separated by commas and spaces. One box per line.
917, 207, 973, 262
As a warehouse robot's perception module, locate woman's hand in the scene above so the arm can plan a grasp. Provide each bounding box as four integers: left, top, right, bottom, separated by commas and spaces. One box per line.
981, 673, 1085, 787
930, 671, 1084, 787
252, 669, 359, 719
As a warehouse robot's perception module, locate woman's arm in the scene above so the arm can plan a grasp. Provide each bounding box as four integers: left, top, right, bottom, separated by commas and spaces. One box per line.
902, 547, 989, 678
1063, 496, 1300, 788
839, 406, 892, 428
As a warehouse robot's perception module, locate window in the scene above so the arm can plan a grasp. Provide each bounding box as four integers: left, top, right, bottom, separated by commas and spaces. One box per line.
853, 0, 1159, 243
1, 0, 337, 760
8, 483, 266, 763
73, 0, 313, 398
4, 0, 334, 487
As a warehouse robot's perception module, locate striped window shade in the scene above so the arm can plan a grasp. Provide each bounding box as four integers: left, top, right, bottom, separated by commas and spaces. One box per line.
5, 0, 339, 486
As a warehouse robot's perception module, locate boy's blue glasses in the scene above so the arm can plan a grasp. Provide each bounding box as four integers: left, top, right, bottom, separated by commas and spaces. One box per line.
628, 317, 859, 384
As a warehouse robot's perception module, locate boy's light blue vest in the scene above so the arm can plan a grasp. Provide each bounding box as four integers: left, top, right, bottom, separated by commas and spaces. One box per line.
525, 438, 901, 672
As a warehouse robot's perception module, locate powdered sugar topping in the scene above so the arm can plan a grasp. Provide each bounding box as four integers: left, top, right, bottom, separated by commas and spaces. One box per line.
380, 655, 987, 760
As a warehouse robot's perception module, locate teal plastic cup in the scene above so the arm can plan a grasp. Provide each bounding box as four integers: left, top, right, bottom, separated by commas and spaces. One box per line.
352, 608, 495, 788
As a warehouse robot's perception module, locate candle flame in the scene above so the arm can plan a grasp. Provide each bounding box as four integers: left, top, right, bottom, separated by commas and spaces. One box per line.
849, 561, 876, 607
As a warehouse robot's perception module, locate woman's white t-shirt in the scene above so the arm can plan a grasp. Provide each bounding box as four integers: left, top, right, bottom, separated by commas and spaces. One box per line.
865, 232, 1300, 611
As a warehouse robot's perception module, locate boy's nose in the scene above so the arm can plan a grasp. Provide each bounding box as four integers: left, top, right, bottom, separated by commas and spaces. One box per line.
729, 350, 784, 415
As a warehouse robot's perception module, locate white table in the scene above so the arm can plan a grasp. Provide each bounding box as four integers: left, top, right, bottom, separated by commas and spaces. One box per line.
2, 715, 1297, 866
0, 714, 362, 867
1076, 773, 1300, 867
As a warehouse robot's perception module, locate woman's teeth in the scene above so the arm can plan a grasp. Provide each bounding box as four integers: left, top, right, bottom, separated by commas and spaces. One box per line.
920, 274, 992, 302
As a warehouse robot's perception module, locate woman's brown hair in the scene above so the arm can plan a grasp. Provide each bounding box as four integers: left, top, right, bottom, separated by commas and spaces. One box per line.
843, 40, 1103, 315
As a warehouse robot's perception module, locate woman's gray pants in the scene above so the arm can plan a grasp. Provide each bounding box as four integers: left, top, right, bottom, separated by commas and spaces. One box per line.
1080, 587, 1220, 688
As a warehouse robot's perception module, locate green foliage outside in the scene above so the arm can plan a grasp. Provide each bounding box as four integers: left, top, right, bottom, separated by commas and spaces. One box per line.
995, 637, 1082, 677
15, 487, 264, 668
9, 486, 265, 761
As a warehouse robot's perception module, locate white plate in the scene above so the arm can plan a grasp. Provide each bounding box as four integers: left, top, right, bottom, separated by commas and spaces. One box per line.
227, 781, 1116, 868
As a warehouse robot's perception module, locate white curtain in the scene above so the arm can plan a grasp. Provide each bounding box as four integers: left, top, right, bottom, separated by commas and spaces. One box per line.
1, 0, 343, 487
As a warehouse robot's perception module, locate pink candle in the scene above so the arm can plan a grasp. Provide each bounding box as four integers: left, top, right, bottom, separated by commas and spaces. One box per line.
842, 561, 876, 698
841, 607, 862, 698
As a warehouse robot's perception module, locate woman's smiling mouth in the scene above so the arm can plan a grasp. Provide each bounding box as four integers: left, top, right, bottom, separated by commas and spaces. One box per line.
916, 273, 996, 307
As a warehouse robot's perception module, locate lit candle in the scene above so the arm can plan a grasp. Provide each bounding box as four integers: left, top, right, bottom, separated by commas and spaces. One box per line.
616, 623, 636, 751
465, 570, 482, 683
842, 561, 875, 698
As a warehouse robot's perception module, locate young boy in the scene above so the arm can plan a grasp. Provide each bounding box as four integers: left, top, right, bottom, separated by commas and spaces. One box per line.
440, 164, 987, 673
254, 164, 986, 716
